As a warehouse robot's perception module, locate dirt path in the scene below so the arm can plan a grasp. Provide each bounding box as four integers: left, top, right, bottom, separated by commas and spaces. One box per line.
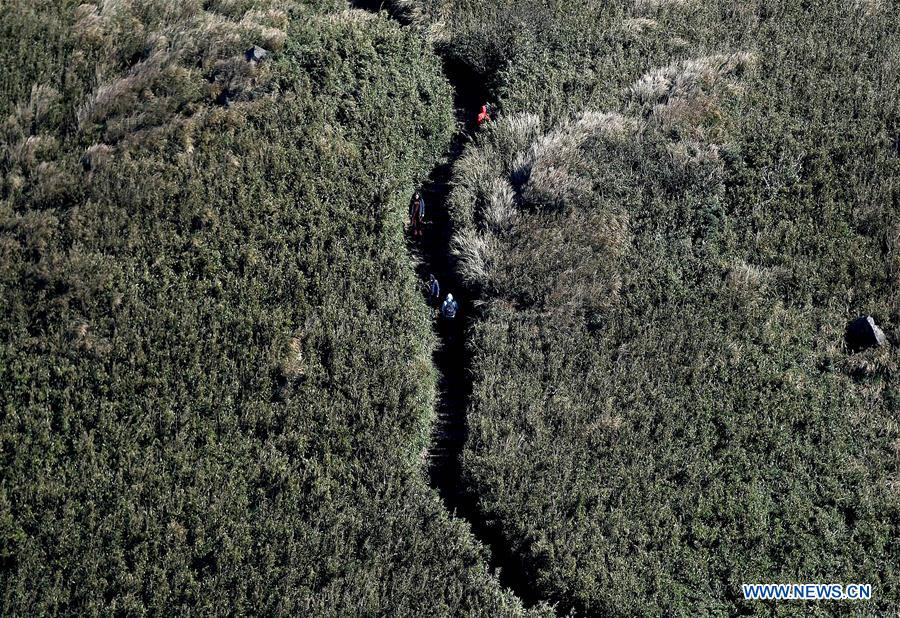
415, 94, 548, 612
414, 130, 545, 608
348, 1, 550, 610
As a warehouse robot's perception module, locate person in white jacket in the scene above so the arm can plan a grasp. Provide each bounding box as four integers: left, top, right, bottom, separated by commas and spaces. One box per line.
441, 293, 458, 320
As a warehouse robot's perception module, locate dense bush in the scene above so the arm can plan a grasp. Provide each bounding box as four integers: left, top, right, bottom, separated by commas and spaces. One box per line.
0, 2, 544, 615
438, 0, 900, 614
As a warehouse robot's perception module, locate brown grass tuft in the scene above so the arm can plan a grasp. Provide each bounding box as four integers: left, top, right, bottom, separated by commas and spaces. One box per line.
451, 228, 499, 287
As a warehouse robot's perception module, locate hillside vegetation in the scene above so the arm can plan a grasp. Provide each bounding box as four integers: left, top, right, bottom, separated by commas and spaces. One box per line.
419, 0, 899, 614
0, 1, 542, 614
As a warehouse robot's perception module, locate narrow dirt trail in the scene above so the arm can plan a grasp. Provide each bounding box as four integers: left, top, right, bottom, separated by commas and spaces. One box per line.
410, 59, 544, 607
414, 120, 546, 609
347, 1, 549, 610
414, 83, 549, 612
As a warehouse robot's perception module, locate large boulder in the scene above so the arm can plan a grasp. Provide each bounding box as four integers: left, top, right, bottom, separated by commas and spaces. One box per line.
846, 315, 887, 351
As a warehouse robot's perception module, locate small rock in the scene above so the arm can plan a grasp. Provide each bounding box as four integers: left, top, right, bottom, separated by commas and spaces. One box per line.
846, 315, 887, 351
245, 46, 268, 64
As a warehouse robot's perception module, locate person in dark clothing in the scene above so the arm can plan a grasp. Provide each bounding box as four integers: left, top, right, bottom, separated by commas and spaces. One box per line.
409, 191, 425, 237
426, 274, 441, 316
416, 193, 425, 236
428, 274, 440, 308
409, 192, 420, 236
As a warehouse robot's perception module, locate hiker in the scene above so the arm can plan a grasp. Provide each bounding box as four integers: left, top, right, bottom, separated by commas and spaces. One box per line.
409, 191, 425, 237
428, 274, 440, 310
477, 103, 491, 126
441, 293, 458, 320
409, 192, 419, 235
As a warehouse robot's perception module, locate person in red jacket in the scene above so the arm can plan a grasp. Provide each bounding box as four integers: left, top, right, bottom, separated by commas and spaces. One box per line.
477, 103, 491, 126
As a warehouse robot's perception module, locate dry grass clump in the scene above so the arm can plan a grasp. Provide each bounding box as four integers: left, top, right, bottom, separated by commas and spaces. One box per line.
10, 84, 60, 131
622, 17, 657, 35
841, 343, 897, 378
8, 136, 58, 170
72, 3, 110, 42
451, 109, 638, 312
320, 9, 379, 25
387, 0, 426, 21
2, 85, 60, 161
449, 114, 542, 225
29, 162, 74, 207
316, 8, 378, 24
521, 111, 641, 211
448, 145, 502, 227
628, 51, 756, 143
722, 258, 791, 309
588, 412, 623, 433
491, 112, 543, 167
204, 0, 294, 17
521, 130, 593, 211
630, 52, 757, 105
76, 50, 182, 130
574, 111, 642, 143
725, 259, 768, 291
451, 227, 500, 287
273, 335, 307, 385
1, 85, 69, 203
665, 139, 724, 179
66, 317, 111, 355
483, 177, 517, 234
241, 8, 290, 47
72, 0, 292, 145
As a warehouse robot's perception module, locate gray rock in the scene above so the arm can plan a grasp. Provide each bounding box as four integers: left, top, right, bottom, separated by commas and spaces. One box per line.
245, 46, 268, 64
846, 315, 887, 351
